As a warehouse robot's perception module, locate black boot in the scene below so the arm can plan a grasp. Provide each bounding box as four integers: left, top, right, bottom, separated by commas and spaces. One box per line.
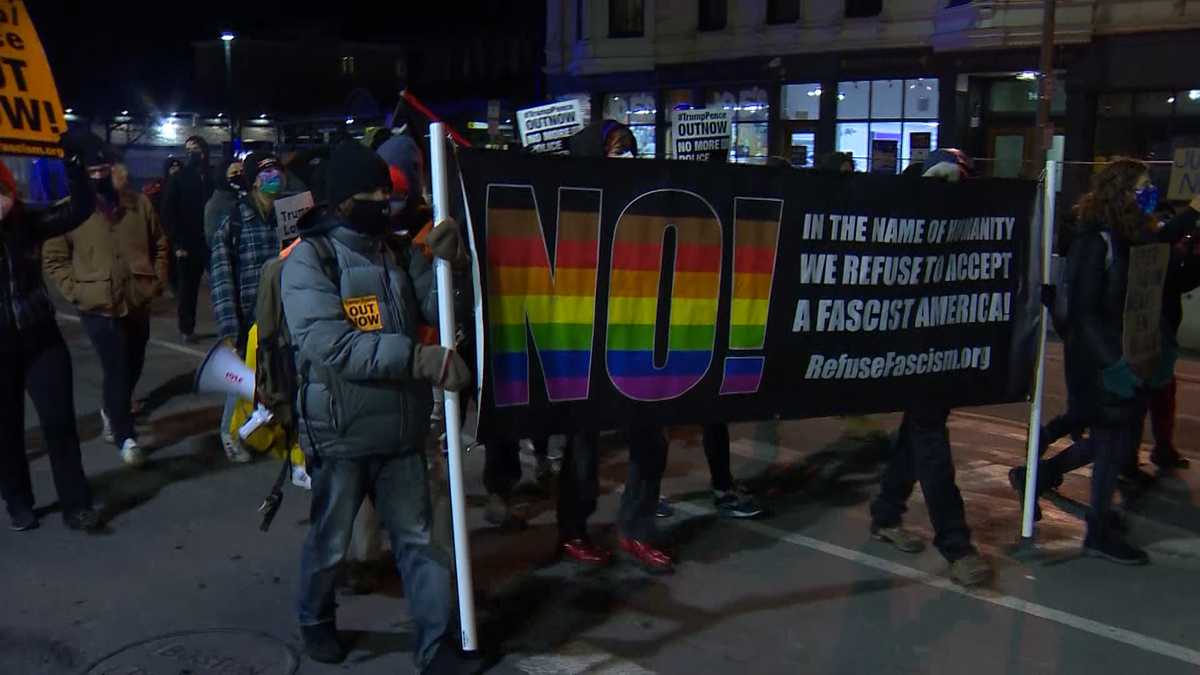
1083, 518, 1148, 566
1008, 466, 1059, 521
422, 640, 484, 675
301, 623, 346, 664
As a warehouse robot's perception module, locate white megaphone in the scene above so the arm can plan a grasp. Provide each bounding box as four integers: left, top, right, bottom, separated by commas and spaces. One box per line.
194, 342, 274, 441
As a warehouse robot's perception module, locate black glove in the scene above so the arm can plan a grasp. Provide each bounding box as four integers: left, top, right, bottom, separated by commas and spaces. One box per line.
428, 218, 468, 268
58, 129, 105, 171
413, 344, 471, 392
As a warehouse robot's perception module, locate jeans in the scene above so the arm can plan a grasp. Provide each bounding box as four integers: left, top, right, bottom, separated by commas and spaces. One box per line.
0, 322, 92, 517
870, 406, 974, 562
1085, 403, 1146, 542
1149, 377, 1176, 452
483, 437, 548, 497
702, 424, 734, 492
175, 250, 207, 336
557, 426, 667, 542
80, 312, 149, 446
297, 452, 450, 669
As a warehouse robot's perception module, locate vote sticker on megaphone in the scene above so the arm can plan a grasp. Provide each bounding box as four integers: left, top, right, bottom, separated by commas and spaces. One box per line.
194, 342, 274, 441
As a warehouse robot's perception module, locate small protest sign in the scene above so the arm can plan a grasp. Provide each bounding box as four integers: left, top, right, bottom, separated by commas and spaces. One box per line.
274, 191, 314, 243
516, 100, 584, 155
671, 108, 732, 162
1123, 243, 1170, 379
0, 1, 67, 158
1168, 148, 1200, 202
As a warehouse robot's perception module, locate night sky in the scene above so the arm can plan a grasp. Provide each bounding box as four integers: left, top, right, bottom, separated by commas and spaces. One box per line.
29, 1, 542, 115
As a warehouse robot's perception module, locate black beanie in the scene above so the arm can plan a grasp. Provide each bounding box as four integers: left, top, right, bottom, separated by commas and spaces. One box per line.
243, 152, 279, 188
325, 142, 391, 208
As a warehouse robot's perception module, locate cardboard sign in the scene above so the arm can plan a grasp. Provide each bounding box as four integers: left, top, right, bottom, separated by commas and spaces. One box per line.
1123, 243, 1170, 379
516, 100, 584, 155
671, 108, 732, 162
0, 1, 66, 158
343, 295, 383, 332
871, 139, 898, 174
910, 132, 932, 164
1168, 148, 1200, 202
273, 191, 314, 242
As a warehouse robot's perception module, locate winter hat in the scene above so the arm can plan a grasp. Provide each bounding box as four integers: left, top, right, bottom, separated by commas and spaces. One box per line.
0, 160, 18, 199
243, 152, 280, 188
376, 135, 421, 198
326, 141, 391, 208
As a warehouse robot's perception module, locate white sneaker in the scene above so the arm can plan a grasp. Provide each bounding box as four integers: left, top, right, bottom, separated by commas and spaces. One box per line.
100, 409, 114, 443
120, 439, 146, 467
291, 464, 312, 490
221, 434, 253, 463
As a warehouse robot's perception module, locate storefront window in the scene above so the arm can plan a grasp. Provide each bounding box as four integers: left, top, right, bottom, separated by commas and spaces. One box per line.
709, 86, 770, 164
604, 91, 657, 157
835, 78, 939, 173
989, 79, 1066, 115
782, 83, 822, 121
1176, 90, 1200, 116
1097, 93, 1133, 118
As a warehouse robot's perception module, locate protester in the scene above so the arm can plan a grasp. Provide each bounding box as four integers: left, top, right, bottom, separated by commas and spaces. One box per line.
816, 151, 855, 174
483, 437, 553, 526
1011, 167, 1200, 546
0, 140, 100, 531
210, 152, 285, 464
205, 159, 244, 248
43, 147, 170, 468
867, 150, 992, 587
283, 142, 476, 672
163, 136, 216, 343
556, 121, 674, 572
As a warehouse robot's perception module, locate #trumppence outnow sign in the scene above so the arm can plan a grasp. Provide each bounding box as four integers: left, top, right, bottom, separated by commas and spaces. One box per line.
458, 151, 1042, 438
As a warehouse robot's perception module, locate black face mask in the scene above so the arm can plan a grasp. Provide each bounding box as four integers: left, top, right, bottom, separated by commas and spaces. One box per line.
91, 177, 116, 200
187, 150, 204, 167
345, 198, 391, 237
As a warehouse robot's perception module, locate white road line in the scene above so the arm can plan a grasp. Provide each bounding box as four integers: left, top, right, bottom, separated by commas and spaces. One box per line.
674, 501, 1200, 667
514, 640, 657, 675
57, 313, 208, 359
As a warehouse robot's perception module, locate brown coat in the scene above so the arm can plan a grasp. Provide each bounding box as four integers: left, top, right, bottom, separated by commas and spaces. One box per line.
43, 190, 170, 317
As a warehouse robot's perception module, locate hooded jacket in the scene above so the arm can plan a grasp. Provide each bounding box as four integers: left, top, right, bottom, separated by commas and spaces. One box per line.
0, 162, 94, 341
1064, 207, 1199, 422
162, 141, 215, 255
567, 120, 633, 159
280, 209, 438, 458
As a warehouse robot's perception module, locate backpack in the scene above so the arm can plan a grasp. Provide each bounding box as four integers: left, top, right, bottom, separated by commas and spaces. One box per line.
1048, 230, 1112, 338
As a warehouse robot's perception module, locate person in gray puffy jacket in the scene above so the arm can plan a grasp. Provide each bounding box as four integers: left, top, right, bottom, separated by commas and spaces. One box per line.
282, 142, 474, 672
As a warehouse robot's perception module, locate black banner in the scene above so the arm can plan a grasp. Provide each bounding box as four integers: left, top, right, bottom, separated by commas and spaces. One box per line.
459, 150, 1042, 439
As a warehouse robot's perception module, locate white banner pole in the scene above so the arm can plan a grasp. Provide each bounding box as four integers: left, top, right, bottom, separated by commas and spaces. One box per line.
1021, 159, 1057, 540
429, 122, 478, 651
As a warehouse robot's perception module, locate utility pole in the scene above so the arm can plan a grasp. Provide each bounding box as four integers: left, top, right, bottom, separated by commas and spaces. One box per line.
1031, 0, 1056, 177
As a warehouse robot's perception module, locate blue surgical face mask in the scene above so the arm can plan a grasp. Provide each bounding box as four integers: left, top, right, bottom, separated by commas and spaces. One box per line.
1135, 184, 1159, 215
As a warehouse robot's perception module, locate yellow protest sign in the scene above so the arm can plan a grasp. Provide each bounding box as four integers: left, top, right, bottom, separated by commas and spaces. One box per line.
343, 296, 383, 332
0, 1, 65, 157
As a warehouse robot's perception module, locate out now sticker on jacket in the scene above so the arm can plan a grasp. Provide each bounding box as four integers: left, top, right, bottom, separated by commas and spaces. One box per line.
343, 295, 383, 331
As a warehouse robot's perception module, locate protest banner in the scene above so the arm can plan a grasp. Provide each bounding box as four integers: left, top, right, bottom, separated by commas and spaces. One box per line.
273, 191, 314, 242
516, 100, 584, 155
1168, 148, 1200, 201
458, 151, 1042, 437
671, 108, 732, 162
1123, 243, 1169, 379
0, 1, 66, 158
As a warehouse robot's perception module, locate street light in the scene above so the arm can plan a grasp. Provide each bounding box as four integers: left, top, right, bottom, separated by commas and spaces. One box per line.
221, 31, 237, 150
220, 31, 235, 42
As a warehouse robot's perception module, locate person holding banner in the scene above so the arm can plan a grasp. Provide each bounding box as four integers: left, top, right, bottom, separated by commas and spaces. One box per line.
210, 152, 286, 464
282, 142, 476, 672
43, 146, 170, 468
868, 153, 992, 587
0, 139, 100, 531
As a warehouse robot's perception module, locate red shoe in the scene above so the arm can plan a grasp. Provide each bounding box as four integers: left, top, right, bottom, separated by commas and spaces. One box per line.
560, 538, 612, 565
618, 536, 674, 573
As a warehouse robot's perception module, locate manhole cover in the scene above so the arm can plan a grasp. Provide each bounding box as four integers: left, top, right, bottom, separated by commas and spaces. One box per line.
83, 629, 298, 675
